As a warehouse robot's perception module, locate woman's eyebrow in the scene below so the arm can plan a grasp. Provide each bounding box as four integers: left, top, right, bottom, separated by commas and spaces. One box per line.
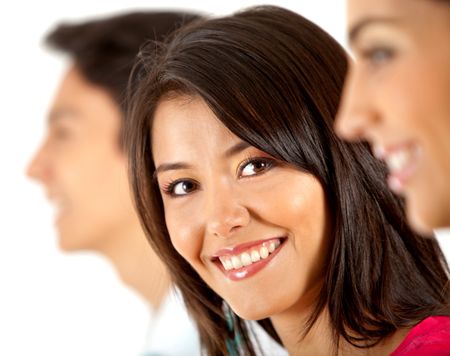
349, 16, 400, 46
224, 141, 250, 158
154, 141, 250, 177
155, 162, 192, 176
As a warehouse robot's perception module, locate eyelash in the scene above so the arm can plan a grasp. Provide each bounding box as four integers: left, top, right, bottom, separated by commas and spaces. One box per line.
161, 178, 199, 198
161, 156, 276, 198
237, 156, 275, 178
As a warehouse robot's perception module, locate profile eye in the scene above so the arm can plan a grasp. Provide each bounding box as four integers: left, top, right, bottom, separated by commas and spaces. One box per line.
240, 158, 273, 177
361, 47, 394, 66
171, 180, 197, 196
51, 126, 72, 141
371, 49, 392, 64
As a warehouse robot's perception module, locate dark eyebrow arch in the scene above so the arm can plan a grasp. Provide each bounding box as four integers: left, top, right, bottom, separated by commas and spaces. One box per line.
155, 162, 193, 176
224, 141, 250, 158
154, 141, 251, 178
349, 16, 399, 45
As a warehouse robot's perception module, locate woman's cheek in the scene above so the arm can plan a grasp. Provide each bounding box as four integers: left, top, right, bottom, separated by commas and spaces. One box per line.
165, 205, 204, 264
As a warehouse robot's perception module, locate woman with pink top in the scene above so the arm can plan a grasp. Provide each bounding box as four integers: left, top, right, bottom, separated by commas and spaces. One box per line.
126, 6, 450, 355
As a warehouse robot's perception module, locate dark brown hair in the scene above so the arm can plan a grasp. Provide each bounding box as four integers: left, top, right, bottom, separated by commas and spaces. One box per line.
45, 11, 200, 113
126, 5, 450, 355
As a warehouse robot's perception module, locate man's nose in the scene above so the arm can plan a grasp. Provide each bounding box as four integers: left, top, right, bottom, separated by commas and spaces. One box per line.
26, 142, 52, 184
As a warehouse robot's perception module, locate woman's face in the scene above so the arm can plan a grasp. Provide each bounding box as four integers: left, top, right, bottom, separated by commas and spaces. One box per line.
336, 0, 450, 232
152, 95, 330, 320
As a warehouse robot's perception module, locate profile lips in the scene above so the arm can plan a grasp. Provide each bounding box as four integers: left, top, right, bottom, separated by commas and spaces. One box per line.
372, 142, 422, 192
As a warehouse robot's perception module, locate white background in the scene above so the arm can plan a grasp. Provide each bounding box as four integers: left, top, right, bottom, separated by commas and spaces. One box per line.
0, 1, 448, 355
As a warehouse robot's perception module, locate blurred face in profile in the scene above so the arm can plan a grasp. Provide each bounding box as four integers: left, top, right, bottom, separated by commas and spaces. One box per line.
27, 66, 136, 252
336, 0, 450, 233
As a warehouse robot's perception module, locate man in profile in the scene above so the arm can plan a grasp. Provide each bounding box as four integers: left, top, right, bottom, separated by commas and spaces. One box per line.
27, 11, 201, 355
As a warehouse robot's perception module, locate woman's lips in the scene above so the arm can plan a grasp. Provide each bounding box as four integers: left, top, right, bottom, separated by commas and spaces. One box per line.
373, 142, 422, 193
212, 237, 285, 281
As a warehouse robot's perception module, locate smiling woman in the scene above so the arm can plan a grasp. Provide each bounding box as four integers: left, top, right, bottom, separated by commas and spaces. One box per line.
336, 0, 450, 234
151, 96, 330, 325
126, 5, 450, 355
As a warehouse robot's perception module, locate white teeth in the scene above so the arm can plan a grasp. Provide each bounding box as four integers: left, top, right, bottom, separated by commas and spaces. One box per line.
224, 259, 233, 271
231, 256, 242, 269
386, 150, 411, 173
219, 257, 233, 270
251, 250, 261, 262
241, 252, 252, 266
260, 246, 269, 259
372, 144, 386, 160
218, 239, 282, 271
51, 199, 67, 215
268, 241, 276, 253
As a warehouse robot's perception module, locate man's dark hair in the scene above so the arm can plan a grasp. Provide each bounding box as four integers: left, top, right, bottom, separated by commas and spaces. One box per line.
45, 11, 200, 112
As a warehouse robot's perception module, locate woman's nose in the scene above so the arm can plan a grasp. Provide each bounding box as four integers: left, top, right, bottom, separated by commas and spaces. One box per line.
335, 62, 379, 141
205, 182, 250, 238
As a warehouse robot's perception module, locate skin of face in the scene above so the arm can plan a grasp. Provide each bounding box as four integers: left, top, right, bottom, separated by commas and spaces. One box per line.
27, 66, 137, 252
152, 95, 330, 321
335, 0, 450, 233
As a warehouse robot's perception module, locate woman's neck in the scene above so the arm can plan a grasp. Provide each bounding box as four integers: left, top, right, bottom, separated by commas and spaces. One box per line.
270, 304, 334, 355
270, 302, 410, 355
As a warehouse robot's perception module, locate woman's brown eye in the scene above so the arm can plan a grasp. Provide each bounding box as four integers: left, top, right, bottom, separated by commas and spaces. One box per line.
170, 180, 197, 196
240, 158, 273, 177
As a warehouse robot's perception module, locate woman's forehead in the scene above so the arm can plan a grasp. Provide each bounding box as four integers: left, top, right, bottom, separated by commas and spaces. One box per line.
151, 96, 243, 162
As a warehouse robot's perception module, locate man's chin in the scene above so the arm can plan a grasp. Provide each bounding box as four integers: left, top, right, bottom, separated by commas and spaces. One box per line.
57, 228, 90, 252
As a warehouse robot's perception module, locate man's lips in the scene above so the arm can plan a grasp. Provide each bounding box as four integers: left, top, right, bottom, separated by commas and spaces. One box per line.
46, 193, 70, 224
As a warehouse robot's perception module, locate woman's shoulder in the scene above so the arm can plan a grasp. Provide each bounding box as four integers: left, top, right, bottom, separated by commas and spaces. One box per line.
391, 316, 450, 355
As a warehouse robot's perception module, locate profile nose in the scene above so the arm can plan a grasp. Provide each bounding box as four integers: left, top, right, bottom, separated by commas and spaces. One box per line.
26, 142, 51, 184
205, 182, 250, 238
335, 61, 378, 141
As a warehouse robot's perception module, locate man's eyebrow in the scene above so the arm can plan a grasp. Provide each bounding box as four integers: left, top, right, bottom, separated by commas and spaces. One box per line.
349, 16, 399, 45
47, 108, 78, 125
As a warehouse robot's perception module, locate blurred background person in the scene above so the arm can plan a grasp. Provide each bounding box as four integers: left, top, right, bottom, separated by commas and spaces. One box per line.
335, 0, 450, 235
26, 11, 201, 355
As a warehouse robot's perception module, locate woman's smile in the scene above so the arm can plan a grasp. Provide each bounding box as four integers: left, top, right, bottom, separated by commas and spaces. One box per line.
211, 237, 286, 281
373, 141, 423, 193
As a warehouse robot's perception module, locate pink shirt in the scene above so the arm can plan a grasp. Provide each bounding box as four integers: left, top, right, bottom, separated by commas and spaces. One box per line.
391, 316, 450, 355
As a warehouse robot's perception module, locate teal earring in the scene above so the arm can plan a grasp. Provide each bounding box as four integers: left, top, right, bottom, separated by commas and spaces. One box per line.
223, 301, 243, 355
